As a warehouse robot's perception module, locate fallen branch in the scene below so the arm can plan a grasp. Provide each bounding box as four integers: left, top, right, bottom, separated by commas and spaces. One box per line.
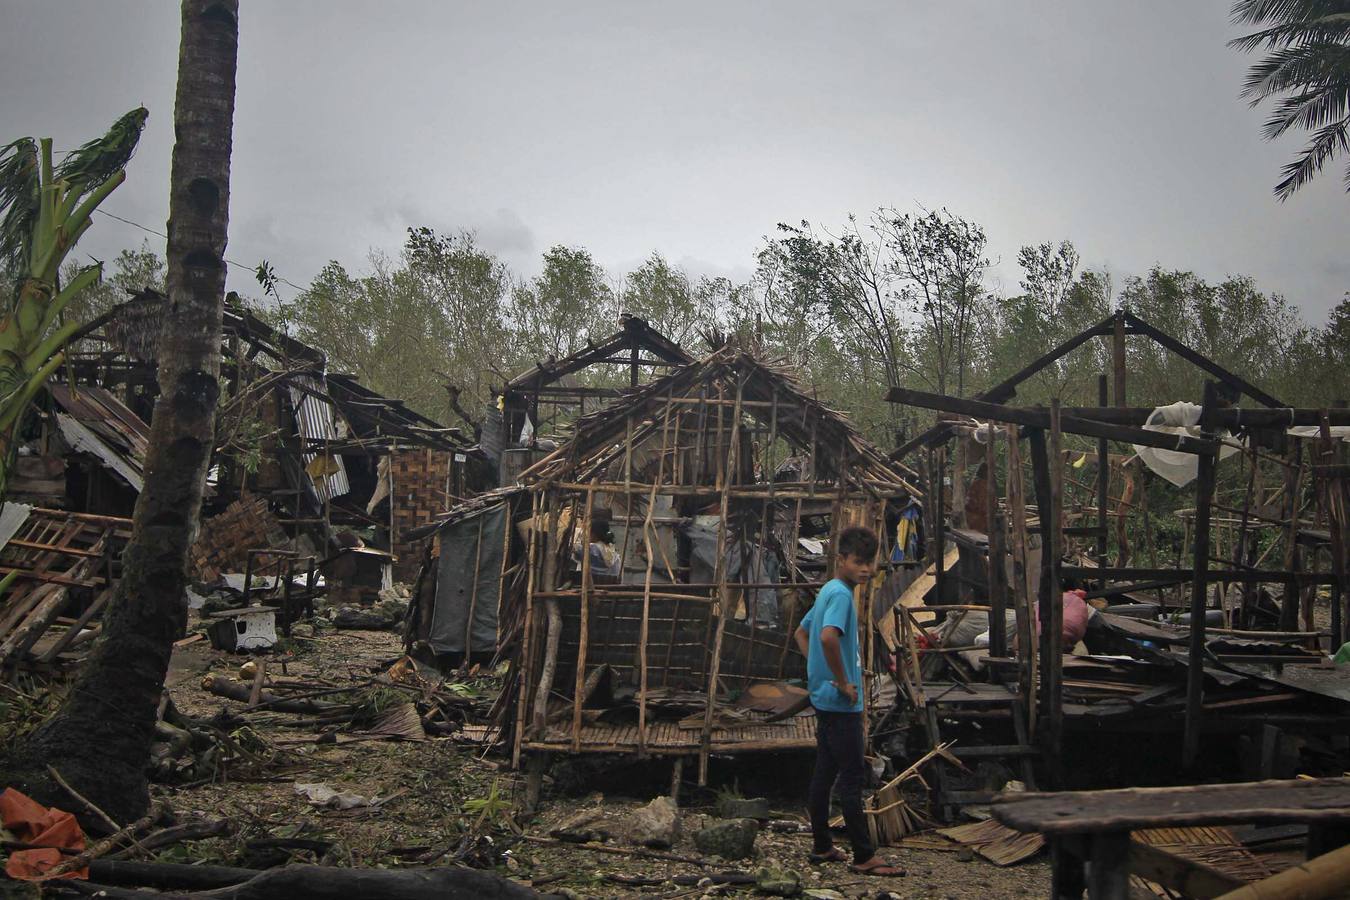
47, 764, 123, 834
201, 675, 344, 715
75, 862, 544, 898
111, 819, 234, 858
90, 858, 258, 891
521, 833, 707, 867
45, 800, 169, 879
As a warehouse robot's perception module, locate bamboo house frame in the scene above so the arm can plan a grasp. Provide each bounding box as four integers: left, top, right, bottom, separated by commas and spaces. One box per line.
505, 342, 923, 783
884, 310, 1350, 812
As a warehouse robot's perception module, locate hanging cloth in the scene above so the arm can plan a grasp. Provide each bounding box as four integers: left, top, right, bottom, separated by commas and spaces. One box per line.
1132, 401, 1240, 488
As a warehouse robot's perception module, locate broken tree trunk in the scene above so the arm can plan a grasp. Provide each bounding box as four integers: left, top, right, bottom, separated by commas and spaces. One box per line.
9, 0, 238, 824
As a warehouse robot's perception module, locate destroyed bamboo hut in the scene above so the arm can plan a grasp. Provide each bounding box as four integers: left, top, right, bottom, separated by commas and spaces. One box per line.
82, 290, 484, 576
884, 308, 1350, 816
487, 341, 923, 796
0, 290, 485, 678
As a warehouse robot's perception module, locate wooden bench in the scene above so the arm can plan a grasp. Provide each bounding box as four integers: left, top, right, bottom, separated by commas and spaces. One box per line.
991, 777, 1350, 899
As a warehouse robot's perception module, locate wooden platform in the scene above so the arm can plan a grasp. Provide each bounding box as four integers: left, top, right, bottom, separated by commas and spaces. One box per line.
523, 710, 817, 755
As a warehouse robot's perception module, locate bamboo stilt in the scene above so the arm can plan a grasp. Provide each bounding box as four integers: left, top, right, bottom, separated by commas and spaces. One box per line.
572, 484, 597, 751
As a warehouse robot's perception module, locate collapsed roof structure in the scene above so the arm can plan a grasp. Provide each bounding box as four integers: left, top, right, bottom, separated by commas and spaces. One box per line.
885, 309, 1350, 815
0, 291, 485, 678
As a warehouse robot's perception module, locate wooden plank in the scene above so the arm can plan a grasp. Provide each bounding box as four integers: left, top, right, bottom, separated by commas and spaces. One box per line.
992, 777, 1350, 835
886, 386, 1220, 455
891, 315, 1115, 459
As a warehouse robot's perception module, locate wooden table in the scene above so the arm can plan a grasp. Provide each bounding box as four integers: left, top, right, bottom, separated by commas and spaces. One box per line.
991, 777, 1350, 899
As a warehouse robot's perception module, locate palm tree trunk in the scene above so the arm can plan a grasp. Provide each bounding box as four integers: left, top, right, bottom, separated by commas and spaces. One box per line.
12, 0, 238, 823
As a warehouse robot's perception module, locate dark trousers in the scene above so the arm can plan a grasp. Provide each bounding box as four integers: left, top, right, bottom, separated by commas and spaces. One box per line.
808, 709, 875, 864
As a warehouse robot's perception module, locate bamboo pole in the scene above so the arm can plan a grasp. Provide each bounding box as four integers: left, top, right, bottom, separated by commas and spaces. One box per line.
700, 374, 744, 784
1215, 841, 1350, 900
513, 491, 541, 768
638, 391, 675, 756
530, 497, 566, 740
572, 483, 597, 752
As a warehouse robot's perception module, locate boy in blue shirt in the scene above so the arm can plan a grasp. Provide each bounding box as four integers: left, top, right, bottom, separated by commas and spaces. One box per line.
794, 526, 903, 876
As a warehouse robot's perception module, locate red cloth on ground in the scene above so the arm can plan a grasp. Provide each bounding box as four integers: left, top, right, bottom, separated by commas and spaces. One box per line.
0, 787, 88, 881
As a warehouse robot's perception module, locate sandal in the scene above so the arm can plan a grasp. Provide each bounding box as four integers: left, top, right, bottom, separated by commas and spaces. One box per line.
850, 857, 906, 876
808, 848, 848, 864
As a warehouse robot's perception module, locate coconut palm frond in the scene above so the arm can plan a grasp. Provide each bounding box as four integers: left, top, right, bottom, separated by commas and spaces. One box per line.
1274, 113, 1350, 199
1233, 0, 1350, 28
1241, 42, 1350, 101
0, 138, 40, 277
1264, 84, 1350, 138
1230, 17, 1350, 52
54, 107, 148, 194
1233, 0, 1350, 198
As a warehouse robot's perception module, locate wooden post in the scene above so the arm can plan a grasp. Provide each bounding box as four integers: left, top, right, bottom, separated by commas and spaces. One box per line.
1232, 443, 1259, 628
1112, 311, 1127, 408
952, 433, 968, 529
1006, 424, 1036, 736
1028, 421, 1062, 777
513, 492, 542, 768
1087, 832, 1131, 900
1280, 442, 1305, 631
986, 430, 1007, 658
1183, 382, 1220, 770
931, 446, 947, 606
1096, 375, 1109, 589
1319, 411, 1347, 651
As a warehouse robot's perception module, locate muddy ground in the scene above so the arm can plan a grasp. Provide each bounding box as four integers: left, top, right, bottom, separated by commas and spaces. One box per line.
145, 625, 1056, 899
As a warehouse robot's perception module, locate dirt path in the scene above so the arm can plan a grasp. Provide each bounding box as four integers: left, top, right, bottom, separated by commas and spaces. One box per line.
152, 627, 1051, 898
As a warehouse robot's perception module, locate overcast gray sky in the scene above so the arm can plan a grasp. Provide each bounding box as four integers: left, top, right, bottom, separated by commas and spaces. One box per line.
3, 1, 1346, 321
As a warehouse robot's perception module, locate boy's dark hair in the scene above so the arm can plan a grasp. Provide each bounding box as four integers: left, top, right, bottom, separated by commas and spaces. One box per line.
837, 526, 879, 561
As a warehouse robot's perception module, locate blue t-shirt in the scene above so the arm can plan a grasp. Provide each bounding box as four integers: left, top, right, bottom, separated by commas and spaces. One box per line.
800, 578, 863, 713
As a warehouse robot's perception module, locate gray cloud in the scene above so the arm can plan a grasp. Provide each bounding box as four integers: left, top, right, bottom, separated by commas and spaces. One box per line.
2, 0, 1345, 322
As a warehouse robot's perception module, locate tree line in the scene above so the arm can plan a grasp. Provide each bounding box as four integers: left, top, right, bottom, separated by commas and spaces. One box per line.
69, 203, 1346, 455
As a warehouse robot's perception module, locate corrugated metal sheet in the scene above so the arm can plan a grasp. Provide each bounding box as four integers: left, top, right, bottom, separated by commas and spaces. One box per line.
48, 385, 151, 490
288, 375, 350, 502
0, 502, 33, 552
57, 414, 144, 490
